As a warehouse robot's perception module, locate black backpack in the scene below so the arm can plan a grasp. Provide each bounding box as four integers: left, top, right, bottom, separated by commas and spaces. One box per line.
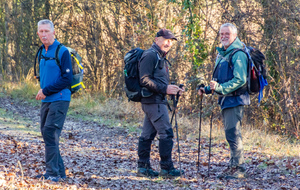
34, 44, 85, 94
123, 48, 159, 102
229, 46, 268, 101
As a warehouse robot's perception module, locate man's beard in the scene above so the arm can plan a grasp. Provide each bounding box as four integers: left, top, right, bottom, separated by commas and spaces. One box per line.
221, 39, 229, 47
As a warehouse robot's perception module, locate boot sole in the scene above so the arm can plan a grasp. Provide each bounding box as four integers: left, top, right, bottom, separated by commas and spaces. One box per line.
159, 174, 181, 178
137, 173, 148, 177
137, 173, 158, 178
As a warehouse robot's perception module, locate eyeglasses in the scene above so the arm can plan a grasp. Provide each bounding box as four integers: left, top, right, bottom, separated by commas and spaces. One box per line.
220, 32, 231, 37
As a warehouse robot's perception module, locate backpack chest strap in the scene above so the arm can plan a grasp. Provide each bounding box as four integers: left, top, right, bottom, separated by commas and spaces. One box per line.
40, 54, 57, 61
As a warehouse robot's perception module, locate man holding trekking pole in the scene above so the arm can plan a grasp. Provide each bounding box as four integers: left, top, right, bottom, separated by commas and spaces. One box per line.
137, 28, 184, 178
198, 23, 250, 179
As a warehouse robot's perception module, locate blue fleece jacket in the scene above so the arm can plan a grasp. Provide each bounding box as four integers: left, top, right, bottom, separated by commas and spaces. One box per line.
39, 39, 73, 102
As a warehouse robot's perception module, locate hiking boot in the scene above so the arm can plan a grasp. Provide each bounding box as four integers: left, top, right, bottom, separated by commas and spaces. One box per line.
35, 174, 61, 182
217, 166, 246, 179
60, 175, 67, 181
137, 167, 159, 177
159, 167, 184, 178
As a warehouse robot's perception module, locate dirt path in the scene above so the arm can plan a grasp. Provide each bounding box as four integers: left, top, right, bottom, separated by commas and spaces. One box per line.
0, 96, 299, 189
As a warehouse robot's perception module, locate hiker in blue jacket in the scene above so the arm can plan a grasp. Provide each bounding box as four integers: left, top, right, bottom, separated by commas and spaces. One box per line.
35, 19, 73, 182
198, 23, 250, 179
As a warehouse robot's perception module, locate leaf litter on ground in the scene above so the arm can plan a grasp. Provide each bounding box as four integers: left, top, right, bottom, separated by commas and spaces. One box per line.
0, 96, 299, 189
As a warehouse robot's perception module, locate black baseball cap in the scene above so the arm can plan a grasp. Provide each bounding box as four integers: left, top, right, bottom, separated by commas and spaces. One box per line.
156, 29, 177, 41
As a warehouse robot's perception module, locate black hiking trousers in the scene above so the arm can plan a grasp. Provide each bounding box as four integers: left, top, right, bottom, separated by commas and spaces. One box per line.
40, 101, 69, 177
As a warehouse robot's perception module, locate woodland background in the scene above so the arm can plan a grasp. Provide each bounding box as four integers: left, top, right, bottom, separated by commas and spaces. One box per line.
0, 0, 299, 138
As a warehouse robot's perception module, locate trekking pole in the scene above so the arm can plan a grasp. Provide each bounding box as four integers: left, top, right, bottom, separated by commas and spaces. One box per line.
208, 103, 213, 177
170, 83, 183, 124
174, 104, 182, 177
170, 82, 176, 124
171, 84, 184, 177
196, 84, 205, 173
208, 79, 217, 177
170, 101, 176, 124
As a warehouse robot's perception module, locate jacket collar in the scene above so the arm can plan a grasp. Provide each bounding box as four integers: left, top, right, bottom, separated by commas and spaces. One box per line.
151, 42, 167, 58
42, 39, 60, 51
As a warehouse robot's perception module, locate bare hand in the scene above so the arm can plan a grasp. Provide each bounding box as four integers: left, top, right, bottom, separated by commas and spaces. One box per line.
166, 85, 182, 95
210, 81, 218, 91
36, 89, 46, 100
198, 87, 205, 96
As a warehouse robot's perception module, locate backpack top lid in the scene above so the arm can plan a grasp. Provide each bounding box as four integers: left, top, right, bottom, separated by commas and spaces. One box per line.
248, 47, 267, 78
248, 46, 265, 59
66, 47, 82, 61
250, 49, 265, 64
124, 48, 144, 65
65, 46, 83, 75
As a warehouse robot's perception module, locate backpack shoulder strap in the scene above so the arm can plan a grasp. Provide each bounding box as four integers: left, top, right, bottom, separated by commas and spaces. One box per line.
151, 49, 170, 69
55, 43, 63, 67
146, 49, 160, 73
155, 53, 161, 69
36, 45, 44, 64
34, 45, 44, 79
228, 48, 247, 68
140, 48, 166, 75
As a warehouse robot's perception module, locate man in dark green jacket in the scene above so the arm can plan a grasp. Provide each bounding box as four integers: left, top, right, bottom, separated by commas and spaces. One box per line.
198, 23, 250, 179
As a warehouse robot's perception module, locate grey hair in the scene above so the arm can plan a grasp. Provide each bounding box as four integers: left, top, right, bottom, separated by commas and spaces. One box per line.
220, 23, 237, 34
37, 19, 54, 31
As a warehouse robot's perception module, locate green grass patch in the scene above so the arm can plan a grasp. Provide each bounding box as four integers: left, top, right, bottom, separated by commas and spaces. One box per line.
0, 80, 40, 106
68, 92, 144, 129
0, 107, 40, 137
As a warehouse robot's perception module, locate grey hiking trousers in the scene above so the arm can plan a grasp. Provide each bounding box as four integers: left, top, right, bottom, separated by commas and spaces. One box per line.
140, 103, 174, 140
138, 103, 175, 169
221, 105, 245, 167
